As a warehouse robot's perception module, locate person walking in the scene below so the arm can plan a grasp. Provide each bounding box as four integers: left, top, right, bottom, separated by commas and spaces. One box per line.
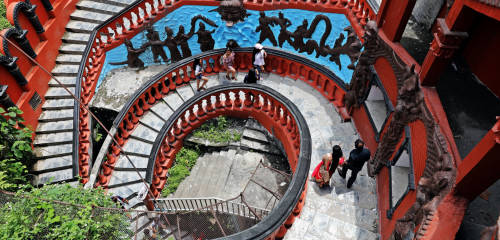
338, 139, 371, 188
252, 43, 267, 81
194, 58, 208, 91
328, 145, 345, 179
222, 48, 236, 80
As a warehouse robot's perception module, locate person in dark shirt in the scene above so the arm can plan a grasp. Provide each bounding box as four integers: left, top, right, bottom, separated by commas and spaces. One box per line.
339, 139, 371, 188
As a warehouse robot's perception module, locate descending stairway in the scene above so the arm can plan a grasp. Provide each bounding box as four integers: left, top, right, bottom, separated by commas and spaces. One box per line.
32, 0, 138, 186
255, 74, 380, 240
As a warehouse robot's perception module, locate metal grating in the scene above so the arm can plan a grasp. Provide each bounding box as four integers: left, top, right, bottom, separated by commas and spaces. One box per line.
29, 91, 42, 110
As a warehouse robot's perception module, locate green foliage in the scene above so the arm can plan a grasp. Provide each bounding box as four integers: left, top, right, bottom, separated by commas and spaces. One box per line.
0, 107, 33, 191
0, 184, 132, 240
93, 124, 103, 142
193, 116, 241, 143
0, 1, 11, 31
161, 147, 199, 197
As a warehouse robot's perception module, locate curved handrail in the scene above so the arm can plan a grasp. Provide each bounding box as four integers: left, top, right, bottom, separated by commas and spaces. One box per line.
74, 0, 376, 184
94, 47, 348, 189
147, 83, 311, 239
113, 47, 346, 127
73, 0, 144, 182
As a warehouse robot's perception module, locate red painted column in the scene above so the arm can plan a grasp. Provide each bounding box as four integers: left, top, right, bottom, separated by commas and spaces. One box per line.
378, 0, 416, 42
455, 117, 500, 200
419, 18, 468, 86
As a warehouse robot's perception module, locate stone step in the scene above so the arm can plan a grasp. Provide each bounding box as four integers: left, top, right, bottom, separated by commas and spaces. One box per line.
130, 123, 159, 141
52, 64, 79, 77
48, 76, 77, 87
36, 119, 73, 134
65, 20, 98, 34
32, 154, 73, 174
70, 9, 112, 24
59, 43, 86, 55
38, 109, 73, 123
242, 128, 269, 144
122, 138, 153, 156
44, 87, 75, 100
222, 152, 262, 199
240, 138, 281, 155
62, 32, 91, 44
33, 143, 73, 160
76, 0, 123, 15
194, 153, 219, 198
212, 150, 236, 195
42, 99, 74, 110
87, 0, 130, 7
175, 84, 196, 102
108, 170, 147, 187
138, 111, 165, 132
56, 54, 84, 65
33, 131, 73, 146
32, 168, 74, 186
149, 100, 174, 121
114, 154, 149, 169
163, 91, 184, 111
197, 152, 226, 198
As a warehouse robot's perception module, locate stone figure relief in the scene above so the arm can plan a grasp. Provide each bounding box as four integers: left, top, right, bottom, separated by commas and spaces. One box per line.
256, 12, 278, 47
110, 39, 148, 68
277, 12, 293, 48
174, 25, 193, 58
163, 26, 183, 62
175, 15, 218, 57
145, 25, 169, 63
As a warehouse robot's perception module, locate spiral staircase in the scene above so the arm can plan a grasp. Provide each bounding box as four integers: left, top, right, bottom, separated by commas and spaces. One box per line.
28, 0, 380, 239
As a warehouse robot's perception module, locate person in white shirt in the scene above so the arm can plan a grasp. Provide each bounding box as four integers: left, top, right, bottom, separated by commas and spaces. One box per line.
252, 43, 267, 81
194, 58, 208, 91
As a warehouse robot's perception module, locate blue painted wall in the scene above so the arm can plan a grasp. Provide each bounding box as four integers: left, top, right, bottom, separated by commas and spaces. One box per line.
97, 6, 355, 91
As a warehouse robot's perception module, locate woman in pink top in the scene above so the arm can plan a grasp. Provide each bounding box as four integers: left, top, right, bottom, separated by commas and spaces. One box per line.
222, 48, 236, 80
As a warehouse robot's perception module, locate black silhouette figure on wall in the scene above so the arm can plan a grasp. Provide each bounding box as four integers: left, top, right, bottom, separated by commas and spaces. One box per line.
324, 26, 362, 70
110, 39, 147, 68
164, 27, 183, 62
302, 15, 332, 57
255, 12, 278, 46
174, 25, 193, 58
277, 12, 293, 48
196, 22, 216, 52
145, 25, 169, 63
291, 19, 309, 52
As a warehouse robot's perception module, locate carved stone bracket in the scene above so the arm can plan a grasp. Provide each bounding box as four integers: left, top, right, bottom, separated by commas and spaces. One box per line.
430, 18, 468, 58
13, 1, 45, 34
3, 28, 37, 58
0, 55, 29, 87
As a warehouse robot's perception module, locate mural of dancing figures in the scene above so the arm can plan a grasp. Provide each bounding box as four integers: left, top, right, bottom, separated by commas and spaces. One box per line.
99, 7, 360, 89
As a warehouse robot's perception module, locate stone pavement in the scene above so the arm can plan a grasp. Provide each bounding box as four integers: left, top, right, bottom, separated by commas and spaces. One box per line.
256, 73, 380, 240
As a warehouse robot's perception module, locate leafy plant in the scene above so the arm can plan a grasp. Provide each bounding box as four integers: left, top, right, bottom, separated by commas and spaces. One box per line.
0, 184, 132, 239
0, 1, 12, 31
161, 147, 199, 197
0, 107, 33, 191
193, 116, 241, 143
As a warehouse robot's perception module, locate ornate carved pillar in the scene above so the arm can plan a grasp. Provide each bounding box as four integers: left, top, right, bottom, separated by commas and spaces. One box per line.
419, 18, 468, 86
0, 85, 16, 109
